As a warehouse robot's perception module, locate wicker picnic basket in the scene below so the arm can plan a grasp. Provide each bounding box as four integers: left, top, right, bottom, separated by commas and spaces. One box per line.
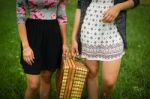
56, 56, 88, 99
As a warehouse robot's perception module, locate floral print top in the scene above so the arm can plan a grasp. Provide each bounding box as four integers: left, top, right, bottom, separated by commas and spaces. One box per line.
16, 0, 67, 24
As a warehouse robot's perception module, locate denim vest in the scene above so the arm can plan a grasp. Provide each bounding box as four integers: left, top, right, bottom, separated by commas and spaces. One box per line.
77, 0, 140, 53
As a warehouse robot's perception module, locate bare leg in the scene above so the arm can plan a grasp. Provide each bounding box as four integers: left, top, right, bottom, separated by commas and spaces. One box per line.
101, 59, 121, 99
86, 60, 99, 99
40, 70, 53, 99
25, 74, 40, 99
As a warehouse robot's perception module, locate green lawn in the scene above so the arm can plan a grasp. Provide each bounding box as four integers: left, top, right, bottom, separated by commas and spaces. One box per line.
0, 0, 150, 99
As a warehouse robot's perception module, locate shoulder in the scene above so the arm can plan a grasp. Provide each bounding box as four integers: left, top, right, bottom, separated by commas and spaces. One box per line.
78, 0, 91, 9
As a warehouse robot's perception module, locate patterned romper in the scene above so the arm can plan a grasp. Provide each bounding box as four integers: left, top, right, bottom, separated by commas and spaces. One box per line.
80, 0, 124, 61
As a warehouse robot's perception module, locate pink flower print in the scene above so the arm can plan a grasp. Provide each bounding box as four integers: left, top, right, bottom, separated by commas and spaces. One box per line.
51, 13, 56, 19
44, 0, 58, 7
44, 0, 52, 6
29, 0, 37, 8
50, 2, 56, 7
17, 6, 26, 14
31, 10, 44, 19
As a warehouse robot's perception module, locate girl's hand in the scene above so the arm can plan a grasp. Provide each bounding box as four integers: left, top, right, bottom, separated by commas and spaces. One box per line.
71, 40, 79, 57
63, 44, 69, 56
102, 5, 121, 23
23, 47, 35, 65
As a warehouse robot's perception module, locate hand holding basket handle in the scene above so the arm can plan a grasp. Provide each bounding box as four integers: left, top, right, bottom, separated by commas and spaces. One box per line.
57, 50, 88, 99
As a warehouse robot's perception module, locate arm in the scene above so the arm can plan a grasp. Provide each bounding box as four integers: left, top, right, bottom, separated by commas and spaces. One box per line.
116, 0, 135, 11
72, 9, 81, 42
103, 0, 135, 23
17, 0, 29, 49
17, 0, 34, 65
57, 1, 68, 55
71, 0, 82, 56
72, 0, 82, 41
71, 9, 81, 56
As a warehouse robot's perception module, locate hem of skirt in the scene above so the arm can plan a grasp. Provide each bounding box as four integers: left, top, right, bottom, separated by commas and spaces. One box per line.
23, 68, 59, 75
20, 62, 60, 75
81, 52, 125, 61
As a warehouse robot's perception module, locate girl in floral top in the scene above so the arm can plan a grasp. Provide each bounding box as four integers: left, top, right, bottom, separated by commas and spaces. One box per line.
16, 0, 68, 98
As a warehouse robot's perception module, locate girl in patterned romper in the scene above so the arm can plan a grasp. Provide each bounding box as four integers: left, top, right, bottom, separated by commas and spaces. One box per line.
16, 0, 68, 98
72, 0, 139, 98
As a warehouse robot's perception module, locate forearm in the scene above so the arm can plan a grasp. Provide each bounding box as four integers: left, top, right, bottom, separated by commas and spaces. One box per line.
59, 24, 67, 45
18, 23, 29, 49
72, 9, 81, 41
116, 0, 134, 11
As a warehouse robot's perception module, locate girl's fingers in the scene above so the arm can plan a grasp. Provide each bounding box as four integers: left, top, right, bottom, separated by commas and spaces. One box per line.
24, 56, 33, 65
24, 57, 30, 65
106, 15, 112, 22
23, 57, 27, 63
103, 11, 109, 20
31, 52, 35, 63
107, 15, 113, 22
110, 16, 115, 22
75, 48, 79, 56
103, 8, 116, 22
30, 56, 34, 64
63, 48, 68, 56
23, 48, 35, 65
71, 48, 76, 57
32, 51, 35, 59
27, 57, 32, 65
103, 13, 114, 23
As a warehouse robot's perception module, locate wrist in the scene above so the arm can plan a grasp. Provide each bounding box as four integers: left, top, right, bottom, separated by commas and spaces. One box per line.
61, 39, 67, 45
23, 47, 30, 52
63, 41, 67, 45
72, 39, 77, 43
72, 36, 77, 42
115, 4, 123, 11
22, 42, 29, 49
72, 32, 77, 39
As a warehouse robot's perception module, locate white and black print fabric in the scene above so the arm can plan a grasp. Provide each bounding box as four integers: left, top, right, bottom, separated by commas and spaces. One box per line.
80, 0, 125, 61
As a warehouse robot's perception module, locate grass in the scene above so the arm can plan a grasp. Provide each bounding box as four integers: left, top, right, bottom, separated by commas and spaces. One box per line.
0, 0, 150, 99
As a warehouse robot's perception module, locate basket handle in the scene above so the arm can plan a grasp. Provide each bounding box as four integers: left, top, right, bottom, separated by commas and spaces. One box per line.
62, 50, 85, 62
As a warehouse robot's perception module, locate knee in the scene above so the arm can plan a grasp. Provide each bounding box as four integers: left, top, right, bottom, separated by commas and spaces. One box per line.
28, 80, 39, 91
41, 71, 52, 83
103, 78, 116, 89
86, 60, 99, 79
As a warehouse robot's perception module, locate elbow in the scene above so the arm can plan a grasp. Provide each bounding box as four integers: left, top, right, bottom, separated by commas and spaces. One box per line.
132, 0, 140, 8
58, 17, 68, 25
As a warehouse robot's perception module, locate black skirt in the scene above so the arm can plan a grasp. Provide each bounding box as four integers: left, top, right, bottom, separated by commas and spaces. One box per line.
20, 19, 62, 75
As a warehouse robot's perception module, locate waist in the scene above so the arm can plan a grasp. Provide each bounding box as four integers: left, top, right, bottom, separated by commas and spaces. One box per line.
25, 18, 59, 26
26, 18, 58, 22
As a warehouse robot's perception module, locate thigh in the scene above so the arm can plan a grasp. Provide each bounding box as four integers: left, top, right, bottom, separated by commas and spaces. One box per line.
102, 59, 121, 83
85, 60, 99, 73
40, 70, 53, 82
26, 74, 40, 88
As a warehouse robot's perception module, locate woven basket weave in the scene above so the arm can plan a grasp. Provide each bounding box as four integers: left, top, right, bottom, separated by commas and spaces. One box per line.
57, 56, 88, 99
